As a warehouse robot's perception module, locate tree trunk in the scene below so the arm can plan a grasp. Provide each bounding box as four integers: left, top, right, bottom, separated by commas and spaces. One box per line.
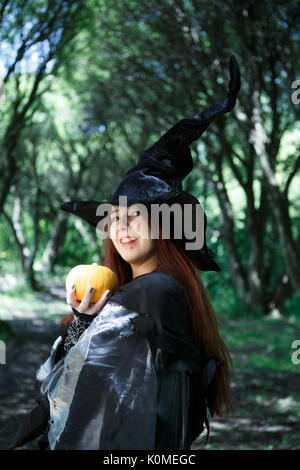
250, 91, 300, 300
42, 213, 68, 274
2, 195, 41, 290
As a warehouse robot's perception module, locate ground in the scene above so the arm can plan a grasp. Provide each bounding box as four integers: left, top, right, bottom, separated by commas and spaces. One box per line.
0, 281, 299, 450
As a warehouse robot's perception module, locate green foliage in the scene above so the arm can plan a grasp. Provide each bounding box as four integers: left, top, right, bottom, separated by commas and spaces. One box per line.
56, 222, 100, 267
0, 219, 16, 264
0, 0, 299, 318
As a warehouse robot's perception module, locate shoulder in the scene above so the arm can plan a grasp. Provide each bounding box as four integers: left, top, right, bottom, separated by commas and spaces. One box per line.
135, 270, 185, 296
110, 270, 187, 317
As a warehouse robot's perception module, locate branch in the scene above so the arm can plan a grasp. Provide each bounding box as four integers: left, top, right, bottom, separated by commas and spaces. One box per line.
284, 153, 300, 198
271, 271, 293, 312
213, 123, 248, 188
2, 198, 29, 268
196, 157, 249, 299
0, 0, 9, 26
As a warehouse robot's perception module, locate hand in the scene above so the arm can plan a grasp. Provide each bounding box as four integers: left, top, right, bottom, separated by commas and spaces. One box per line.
66, 285, 111, 315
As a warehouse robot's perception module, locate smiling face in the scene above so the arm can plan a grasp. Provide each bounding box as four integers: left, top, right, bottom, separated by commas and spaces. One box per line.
108, 204, 158, 277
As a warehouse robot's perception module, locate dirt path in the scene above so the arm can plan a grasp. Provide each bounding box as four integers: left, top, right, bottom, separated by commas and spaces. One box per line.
198, 361, 300, 450
1, 286, 299, 450
0, 316, 59, 450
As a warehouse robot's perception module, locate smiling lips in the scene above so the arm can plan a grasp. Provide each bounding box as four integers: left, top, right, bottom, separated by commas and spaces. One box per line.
120, 237, 138, 247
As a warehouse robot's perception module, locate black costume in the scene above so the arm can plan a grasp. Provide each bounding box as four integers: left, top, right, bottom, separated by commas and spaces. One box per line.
12, 271, 215, 450
11, 55, 240, 450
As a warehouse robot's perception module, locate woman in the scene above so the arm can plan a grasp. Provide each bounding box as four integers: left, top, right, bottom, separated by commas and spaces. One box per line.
42, 202, 232, 450
11, 54, 240, 450
102, 202, 234, 450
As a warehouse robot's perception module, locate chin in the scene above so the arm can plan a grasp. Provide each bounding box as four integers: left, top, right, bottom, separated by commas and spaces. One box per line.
118, 250, 136, 262
124, 255, 139, 264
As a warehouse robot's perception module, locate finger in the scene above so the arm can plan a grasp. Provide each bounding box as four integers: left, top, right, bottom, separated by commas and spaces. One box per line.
78, 286, 95, 313
87, 290, 111, 315
66, 285, 80, 308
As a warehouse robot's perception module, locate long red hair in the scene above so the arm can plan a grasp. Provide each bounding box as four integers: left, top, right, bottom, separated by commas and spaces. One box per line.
60, 217, 234, 418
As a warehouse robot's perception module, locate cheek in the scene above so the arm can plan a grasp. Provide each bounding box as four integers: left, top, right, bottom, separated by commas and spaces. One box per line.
110, 237, 118, 252
109, 223, 120, 240
139, 237, 156, 254
108, 226, 119, 247
132, 217, 150, 237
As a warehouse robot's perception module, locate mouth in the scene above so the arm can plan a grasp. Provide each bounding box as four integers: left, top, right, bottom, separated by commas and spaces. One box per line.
120, 237, 138, 247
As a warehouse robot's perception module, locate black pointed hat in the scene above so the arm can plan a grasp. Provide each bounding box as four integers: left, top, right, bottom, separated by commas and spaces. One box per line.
61, 55, 241, 272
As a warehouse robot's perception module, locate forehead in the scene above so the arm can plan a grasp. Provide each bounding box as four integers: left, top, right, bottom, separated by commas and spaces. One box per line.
111, 204, 139, 213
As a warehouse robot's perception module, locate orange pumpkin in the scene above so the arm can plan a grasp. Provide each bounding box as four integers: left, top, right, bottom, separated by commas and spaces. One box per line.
65, 263, 117, 304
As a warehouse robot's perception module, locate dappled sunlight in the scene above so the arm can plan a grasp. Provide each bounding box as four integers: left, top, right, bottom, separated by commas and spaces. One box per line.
0, 273, 18, 292
276, 396, 299, 413
190, 361, 300, 450
0, 283, 67, 322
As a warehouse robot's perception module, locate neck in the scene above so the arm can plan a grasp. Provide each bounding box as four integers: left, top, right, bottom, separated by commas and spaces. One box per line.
131, 256, 159, 279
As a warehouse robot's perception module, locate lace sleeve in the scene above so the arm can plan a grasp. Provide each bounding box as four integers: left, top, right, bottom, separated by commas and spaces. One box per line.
63, 309, 98, 355
55, 309, 98, 363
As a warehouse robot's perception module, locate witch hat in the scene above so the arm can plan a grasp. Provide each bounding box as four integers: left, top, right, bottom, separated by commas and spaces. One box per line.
61, 55, 241, 271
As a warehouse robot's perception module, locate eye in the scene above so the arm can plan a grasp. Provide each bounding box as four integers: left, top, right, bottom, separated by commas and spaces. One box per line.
129, 210, 140, 217
110, 210, 139, 224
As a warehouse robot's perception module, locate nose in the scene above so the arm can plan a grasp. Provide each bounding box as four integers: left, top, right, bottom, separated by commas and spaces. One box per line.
110, 211, 131, 239
118, 212, 130, 229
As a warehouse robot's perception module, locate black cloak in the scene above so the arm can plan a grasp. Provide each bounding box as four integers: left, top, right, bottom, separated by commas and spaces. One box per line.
12, 270, 220, 450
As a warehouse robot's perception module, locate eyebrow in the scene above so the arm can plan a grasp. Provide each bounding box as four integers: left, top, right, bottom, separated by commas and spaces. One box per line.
110, 206, 138, 215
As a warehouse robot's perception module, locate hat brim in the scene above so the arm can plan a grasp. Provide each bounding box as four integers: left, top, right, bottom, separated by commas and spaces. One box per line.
61, 200, 111, 228
60, 194, 221, 272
